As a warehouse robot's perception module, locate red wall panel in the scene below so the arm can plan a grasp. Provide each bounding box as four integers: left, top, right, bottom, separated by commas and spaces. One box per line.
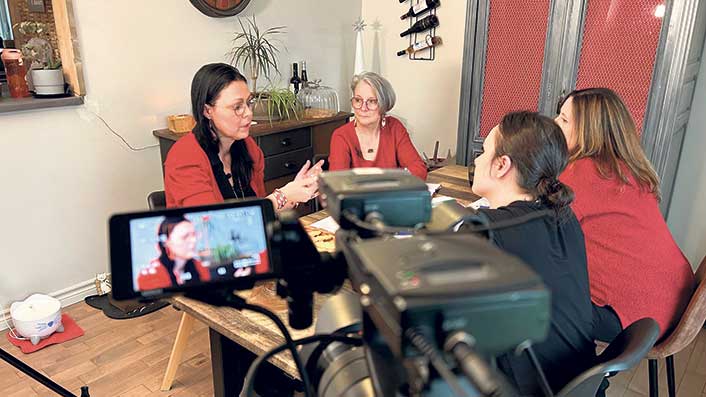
575, 0, 665, 133
478, 1, 550, 138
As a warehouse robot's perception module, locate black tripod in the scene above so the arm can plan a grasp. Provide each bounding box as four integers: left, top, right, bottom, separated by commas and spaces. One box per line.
0, 346, 89, 396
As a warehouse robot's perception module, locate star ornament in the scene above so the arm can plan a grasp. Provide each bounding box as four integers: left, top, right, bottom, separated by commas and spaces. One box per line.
353, 18, 367, 32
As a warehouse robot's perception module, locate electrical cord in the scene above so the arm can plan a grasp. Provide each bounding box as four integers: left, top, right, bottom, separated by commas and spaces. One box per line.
243, 334, 363, 397
90, 109, 159, 152
239, 302, 314, 397
405, 328, 470, 397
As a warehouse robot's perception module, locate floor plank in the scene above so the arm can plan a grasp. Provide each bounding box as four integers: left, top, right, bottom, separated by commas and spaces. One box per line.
1, 301, 704, 396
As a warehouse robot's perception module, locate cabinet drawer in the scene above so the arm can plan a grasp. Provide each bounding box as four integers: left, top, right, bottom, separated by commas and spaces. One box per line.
258, 128, 311, 157
264, 147, 314, 180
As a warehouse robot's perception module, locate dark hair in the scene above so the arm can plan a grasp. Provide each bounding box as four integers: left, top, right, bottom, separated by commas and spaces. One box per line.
191, 63, 255, 198
559, 88, 660, 200
495, 111, 574, 218
157, 216, 201, 286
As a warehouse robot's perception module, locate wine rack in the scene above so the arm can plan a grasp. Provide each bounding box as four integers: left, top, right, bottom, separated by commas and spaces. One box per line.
406, 0, 437, 62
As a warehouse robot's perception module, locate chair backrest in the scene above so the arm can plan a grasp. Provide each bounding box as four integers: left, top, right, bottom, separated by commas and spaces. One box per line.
649, 256, 706, 357
147, 190, 166, 210
312, 154, 329, 171
556, 318, 660, 397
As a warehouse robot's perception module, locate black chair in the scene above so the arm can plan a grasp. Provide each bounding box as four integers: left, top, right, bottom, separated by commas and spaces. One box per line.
147, 190, 166, 210
555, 318, 660, 397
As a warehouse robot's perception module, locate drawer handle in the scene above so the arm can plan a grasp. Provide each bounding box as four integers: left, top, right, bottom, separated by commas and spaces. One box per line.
284, 161, 297, 170
280, 138, 291, 147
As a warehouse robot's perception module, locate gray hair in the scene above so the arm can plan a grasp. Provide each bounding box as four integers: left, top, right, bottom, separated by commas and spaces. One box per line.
350, 72, 396, 114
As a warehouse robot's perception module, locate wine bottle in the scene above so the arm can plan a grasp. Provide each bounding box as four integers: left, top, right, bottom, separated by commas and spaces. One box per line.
289, 62, 301, 94
400, 15, 439, 37
401, 0, 440, 20
301, 61, 308, 88
397, 36, 442, 56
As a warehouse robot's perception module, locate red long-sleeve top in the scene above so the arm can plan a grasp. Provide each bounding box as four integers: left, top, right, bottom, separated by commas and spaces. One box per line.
328, 116, 428, 181
164, 132, 266, 208
560, 158, 694, 337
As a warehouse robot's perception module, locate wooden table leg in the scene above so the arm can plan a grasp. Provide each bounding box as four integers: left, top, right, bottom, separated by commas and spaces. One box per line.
209, 327, 303, 396
210, 327, 256, 397
160, 312, 195, 391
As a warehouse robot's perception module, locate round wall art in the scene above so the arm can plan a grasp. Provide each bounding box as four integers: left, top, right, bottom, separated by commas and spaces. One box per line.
190, 0, 252, 18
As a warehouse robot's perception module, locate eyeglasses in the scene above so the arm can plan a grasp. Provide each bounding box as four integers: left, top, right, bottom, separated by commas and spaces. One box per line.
351, 96, 379, 110
215, 97, 256, 117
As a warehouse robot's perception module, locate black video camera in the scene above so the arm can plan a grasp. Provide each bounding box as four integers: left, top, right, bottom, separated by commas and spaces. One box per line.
108, 169, 551, 397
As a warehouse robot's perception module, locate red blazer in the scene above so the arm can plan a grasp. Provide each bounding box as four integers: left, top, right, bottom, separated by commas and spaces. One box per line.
560, 158, 694, 337
164, 132, 266, 208
328, 116, 428, 181
137, 258, 211, 291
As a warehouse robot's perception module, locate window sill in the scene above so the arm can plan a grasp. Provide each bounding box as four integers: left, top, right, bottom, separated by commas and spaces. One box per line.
0, 86, 84, 114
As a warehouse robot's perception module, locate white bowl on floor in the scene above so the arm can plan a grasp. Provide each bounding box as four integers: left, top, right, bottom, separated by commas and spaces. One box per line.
10, 294, 63, 344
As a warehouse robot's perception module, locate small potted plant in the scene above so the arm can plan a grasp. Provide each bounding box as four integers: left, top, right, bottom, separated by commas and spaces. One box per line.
14, 21, 65, 95
228, 16, 299, 122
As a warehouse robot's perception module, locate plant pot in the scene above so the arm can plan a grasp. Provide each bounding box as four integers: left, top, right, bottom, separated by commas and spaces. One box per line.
31, 68, 65, 95
251, 96, 282, 122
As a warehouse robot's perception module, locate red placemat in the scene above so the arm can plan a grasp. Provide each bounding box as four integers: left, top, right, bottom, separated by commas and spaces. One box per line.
6, 314, 84, 354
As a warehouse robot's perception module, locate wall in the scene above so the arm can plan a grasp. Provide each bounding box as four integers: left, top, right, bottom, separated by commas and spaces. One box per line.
0, 0, 360, 312
667, 36, 706, 269
360, 0, 469, 159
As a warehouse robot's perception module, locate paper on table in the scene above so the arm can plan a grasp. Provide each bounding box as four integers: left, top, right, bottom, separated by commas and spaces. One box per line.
426, 183, 441, 195
431, 195, 455, 207
309, 216, 340, 234
467, 197, 491, 210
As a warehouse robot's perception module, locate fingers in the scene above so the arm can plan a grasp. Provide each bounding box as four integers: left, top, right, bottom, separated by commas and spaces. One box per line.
295, 160, 311, 180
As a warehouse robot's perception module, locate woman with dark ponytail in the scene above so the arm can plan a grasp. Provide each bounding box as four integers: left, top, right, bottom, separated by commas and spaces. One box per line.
472, 111, 595, 395
137, 216, 211, 291
164, 63, 323, 210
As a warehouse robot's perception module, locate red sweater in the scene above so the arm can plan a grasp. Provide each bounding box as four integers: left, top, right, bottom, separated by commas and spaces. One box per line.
560, 158, 694, 337
328, 116, 428, 180
164, 132, 266, 208
137, 258, 211, 291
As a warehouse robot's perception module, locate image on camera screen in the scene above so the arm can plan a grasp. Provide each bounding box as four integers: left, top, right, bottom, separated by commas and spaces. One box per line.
128, 205, 269, 292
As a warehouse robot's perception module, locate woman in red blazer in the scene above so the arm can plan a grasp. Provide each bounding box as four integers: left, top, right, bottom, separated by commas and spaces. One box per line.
556, 88, 694, 341
137, 216, 211, 291
328, 72, 427, 180
164, 63, 323, 210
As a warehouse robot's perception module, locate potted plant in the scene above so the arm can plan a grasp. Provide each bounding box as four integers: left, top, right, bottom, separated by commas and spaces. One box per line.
228, 17, 299, 122
13, 21, 65, 95
258, 87, 303, 122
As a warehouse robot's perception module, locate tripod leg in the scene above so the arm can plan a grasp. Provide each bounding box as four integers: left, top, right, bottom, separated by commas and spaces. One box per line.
0, 346, 78, 397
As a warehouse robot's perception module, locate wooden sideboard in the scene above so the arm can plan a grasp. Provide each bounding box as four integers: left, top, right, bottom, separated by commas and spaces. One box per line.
152, 112, 351, 194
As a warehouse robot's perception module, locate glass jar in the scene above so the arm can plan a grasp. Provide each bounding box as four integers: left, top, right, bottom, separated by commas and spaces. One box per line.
297, 80, 339, 119
1, 49, 31, 98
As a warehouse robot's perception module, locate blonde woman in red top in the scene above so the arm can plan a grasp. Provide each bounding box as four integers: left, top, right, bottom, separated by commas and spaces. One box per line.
165, 63, 323, 210
556, 88, 694, 341
329, 72, 427, 180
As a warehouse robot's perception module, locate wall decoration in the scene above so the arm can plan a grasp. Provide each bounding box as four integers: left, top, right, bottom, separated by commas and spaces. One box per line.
27, 0, 45, 13
190, 0, 251, 18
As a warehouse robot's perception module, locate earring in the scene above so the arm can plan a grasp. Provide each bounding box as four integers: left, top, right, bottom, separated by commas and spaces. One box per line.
381, 115, 387, 128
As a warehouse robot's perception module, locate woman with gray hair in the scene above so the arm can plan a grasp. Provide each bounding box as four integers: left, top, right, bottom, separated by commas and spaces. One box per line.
328, 72, 427, 180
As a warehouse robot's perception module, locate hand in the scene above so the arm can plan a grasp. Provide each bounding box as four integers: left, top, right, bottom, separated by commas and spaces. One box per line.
295, 160, 326, 180
280, 175, 319, 205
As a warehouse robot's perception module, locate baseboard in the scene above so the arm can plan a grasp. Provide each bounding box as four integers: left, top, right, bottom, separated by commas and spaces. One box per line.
0, 278, 97, 332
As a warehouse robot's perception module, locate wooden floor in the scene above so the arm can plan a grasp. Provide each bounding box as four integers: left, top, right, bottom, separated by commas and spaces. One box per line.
1, 301, 705, 397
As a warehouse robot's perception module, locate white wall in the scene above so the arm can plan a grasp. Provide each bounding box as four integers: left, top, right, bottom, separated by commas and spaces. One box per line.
0, 0, 360, 310
667, 37, 706, 269
360, 1, 468, 159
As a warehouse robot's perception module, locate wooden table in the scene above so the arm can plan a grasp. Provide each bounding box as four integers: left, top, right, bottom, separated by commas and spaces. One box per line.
171, 165, 477, 396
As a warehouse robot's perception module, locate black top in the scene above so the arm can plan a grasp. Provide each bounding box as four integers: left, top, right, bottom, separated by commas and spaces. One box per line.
479, 201, 595, 395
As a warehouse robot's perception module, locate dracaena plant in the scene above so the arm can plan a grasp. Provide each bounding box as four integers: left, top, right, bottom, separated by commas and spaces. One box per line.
227, 16, 285, 93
